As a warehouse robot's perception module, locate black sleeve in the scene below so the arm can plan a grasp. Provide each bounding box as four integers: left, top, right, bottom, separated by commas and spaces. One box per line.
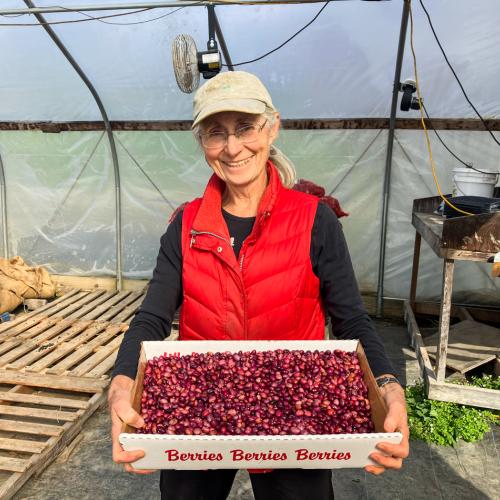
311, 203, 395, 378
111, 210, 184, 380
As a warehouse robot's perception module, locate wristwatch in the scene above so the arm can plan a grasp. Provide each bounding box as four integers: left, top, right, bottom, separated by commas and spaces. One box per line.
376, 376, 401, 389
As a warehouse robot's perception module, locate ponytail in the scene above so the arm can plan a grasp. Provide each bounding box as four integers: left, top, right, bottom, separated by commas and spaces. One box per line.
269, 145, 296, 188
264, 109, 296, 188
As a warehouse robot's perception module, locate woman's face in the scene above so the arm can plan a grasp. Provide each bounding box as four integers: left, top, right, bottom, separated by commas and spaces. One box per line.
200, 111, 279, 191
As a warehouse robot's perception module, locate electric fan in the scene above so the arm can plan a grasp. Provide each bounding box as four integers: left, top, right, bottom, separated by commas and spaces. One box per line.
171, 6, 222, 94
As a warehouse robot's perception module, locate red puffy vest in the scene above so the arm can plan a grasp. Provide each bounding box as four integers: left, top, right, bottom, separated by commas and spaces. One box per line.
179, 162, 325, 341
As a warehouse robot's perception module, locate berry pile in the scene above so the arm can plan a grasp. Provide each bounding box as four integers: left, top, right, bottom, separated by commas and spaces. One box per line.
139, 349, 373, 436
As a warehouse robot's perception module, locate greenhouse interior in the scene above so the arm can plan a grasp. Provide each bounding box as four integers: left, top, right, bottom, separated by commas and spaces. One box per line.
0, 1, 498, 499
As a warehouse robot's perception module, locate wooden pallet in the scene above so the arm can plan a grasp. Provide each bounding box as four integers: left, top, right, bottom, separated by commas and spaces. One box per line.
0, 289, 145, 378
0, 376, 106, 499
0, 288, 146, 499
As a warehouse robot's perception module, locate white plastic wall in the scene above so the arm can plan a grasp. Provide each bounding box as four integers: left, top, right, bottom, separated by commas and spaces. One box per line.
2, 127, 499, 303
0, 0, 500, 303
1, 1, 499, 121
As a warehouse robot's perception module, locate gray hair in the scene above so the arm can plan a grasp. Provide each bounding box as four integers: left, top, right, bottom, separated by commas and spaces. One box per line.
263, 109, 296, 188
192, 109, 297, 189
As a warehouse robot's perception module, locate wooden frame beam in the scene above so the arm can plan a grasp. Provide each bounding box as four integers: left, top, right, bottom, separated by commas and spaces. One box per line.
1, 118, 500, 132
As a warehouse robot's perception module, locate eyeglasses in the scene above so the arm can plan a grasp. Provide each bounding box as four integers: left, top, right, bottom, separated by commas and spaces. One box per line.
199, 120, 268, 149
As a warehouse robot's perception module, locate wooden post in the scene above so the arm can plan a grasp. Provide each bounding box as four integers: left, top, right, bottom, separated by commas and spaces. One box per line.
435, 258, 455, 382
409, 232, 421, 307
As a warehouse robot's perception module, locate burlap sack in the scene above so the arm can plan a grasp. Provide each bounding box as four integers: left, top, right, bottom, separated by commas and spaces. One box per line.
0, 256, 55, 314
0, 289, 22, 314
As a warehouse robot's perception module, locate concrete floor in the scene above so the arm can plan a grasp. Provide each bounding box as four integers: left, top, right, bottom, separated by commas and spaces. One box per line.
13, 320, 500, 500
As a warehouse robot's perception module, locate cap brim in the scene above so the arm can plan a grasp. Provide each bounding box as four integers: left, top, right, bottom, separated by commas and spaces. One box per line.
192, 99, 266, 128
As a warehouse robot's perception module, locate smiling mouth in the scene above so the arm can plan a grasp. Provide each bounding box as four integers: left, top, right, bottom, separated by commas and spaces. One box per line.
221, 155, 255, 168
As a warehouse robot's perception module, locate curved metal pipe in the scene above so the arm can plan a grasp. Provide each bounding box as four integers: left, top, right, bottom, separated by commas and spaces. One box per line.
0, 153, 8, 258
23, 0, 123, 290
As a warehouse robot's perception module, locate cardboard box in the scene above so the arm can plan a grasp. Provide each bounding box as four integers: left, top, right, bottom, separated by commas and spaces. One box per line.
119, 340, 402, 469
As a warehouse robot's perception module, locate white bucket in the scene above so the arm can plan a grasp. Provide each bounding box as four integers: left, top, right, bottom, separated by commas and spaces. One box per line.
452, 167, 498, 198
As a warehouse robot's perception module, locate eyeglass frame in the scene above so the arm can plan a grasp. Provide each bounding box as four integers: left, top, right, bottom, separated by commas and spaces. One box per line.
198, 119, 269, 149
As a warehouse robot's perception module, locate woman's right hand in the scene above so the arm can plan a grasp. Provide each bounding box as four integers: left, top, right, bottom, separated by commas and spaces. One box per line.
108, 374, 156, 474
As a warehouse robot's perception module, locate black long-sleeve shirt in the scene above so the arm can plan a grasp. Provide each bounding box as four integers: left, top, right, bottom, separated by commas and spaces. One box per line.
113, 203, 394, 379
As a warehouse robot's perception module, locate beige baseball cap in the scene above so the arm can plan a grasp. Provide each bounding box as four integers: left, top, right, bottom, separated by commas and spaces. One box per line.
192, 71, 276, 128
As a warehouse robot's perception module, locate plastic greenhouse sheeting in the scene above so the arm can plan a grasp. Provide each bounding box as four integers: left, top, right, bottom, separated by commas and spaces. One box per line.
1, 1, 500, 120
2, 127, 499, 303
0, 0, 500, 303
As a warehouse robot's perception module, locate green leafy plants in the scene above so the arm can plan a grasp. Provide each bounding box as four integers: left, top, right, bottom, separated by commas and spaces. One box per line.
405, 383, 497, 446
469, 374, 500, 390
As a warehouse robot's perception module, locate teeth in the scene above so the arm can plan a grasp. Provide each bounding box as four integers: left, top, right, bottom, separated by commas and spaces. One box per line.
223, 156, 254, 167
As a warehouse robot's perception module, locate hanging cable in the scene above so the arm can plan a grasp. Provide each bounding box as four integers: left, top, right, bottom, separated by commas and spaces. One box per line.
0, 8, 151, 26
70, 2, 205, 25
0, 3, 204, 27
419, 0, 500, 148
408, 2, 473, 216
421, 103, 497, 175
223, 1, 332, 67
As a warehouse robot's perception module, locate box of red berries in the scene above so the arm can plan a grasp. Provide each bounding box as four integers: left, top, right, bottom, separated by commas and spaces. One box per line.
119, 340, 402, 469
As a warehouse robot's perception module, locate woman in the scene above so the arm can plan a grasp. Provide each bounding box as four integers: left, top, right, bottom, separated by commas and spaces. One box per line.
109, 71, 409, 500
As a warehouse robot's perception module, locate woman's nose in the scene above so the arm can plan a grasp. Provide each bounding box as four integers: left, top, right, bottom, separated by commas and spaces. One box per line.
224, 133, 243, 156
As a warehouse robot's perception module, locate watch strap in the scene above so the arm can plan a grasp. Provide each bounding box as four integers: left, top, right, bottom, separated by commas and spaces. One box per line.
376, 376, 400, 388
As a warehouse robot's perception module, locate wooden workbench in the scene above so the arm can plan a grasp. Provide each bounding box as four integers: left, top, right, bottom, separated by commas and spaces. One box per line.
406, 195, 500, 410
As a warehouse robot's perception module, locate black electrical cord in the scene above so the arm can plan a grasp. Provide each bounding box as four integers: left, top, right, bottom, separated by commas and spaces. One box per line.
419, 0, 500, 148
0, 8, 152, 26
72, 3, 205, 26
0, 4, 203, 26
423, 103, 497, 175
223, 1, 332, 67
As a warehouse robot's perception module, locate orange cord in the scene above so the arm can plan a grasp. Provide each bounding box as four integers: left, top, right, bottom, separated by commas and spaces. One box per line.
408, 2, 473, 216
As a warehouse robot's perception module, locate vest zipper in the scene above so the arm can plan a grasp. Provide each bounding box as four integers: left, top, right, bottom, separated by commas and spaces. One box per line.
190, 229, 231, 248
190, 228, 247, 339
238, 210, 270, 267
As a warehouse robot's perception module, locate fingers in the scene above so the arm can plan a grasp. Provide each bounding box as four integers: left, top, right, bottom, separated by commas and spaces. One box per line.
365, 464, 386, 476
108, 376, 155, 473
380, 397, 410, 464
111, 425, 150, 471
110, 400, 147, 466
383, 414, 409, 440
113, 445, 145, 464
368, 438, 409, 475
370, 420, 410, 475
113, 399, 145, 429
124, 463, 157, 475
370, 452, 403, 470
377, 441, 410, 459
400, 419, 410, 441
383, 415, 398, 433
383, 401, 407, 433
111, 418, 145, 465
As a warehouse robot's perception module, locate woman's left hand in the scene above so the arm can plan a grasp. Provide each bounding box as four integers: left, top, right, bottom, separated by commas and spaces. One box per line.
365, 381, 409, 475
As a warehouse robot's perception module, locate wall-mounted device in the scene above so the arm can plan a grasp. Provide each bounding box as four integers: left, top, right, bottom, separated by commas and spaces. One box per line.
172, 6, 222, 93
400, 78, 421, 111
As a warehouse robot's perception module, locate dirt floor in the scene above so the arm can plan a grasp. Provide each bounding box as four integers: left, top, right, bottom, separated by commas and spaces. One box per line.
12, 320, 500, 500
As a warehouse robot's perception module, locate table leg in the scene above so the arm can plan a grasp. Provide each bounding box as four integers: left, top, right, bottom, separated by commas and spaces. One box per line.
409, 232, 421, 307
435, 258, 455, 382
